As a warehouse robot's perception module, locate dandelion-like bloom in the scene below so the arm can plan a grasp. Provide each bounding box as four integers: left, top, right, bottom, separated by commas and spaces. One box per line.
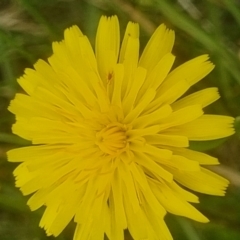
8, 16, 234, 240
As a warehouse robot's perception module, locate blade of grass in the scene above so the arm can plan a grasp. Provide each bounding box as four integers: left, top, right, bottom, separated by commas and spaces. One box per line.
19, 0, 59, 38
0, 133, 30, 146
176, 217, 202, 240
0, 183, 30, 212
0, 29, 36, 64
222, 0, 240, 27
205, 0, 238, 113
0, 34, 16, 89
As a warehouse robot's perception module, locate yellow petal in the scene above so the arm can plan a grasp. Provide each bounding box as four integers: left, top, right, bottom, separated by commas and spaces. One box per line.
46, 184, 80, 236
95, 16, 120, 85
143, 144, 172, 160
142, 203, 173, 240
129, 162, 149, 191
167, 181, 199, 203
135, 152, 173, 183
170, 155, 200, 171
73, 219, 93, 240
119, 21, 139, 63
158, 105, 203, 131
145, 134, 189, 147
172, 87, 220, 110
119, 22, 139, 95
139, 24, 175, 72
122, 193, 148, 239
137, 53, 175, 100
7, 144, 64, 162
122, 67, 147, 114
128, 125, 160, 139
124, 88, 156, 123
171, 167, 229, 195
161, 55, 214, 92
149, 179, 209, 222
74, 179, 96, 223
168, 115, 235, 140
110, 64, 124, 107
167, 147, 219, 165
111, 170, 127, 229
109, 193, 124, 240
133, 104, 172, 129
64, 25, 83, 59
118, 161, 140, 213
145, 79, 189, 114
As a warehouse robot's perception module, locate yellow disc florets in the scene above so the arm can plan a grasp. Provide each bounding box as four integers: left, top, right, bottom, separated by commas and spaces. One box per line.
96, 122, 128, 156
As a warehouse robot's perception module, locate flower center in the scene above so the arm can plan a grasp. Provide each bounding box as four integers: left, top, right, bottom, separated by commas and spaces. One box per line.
96, 122, 128, 156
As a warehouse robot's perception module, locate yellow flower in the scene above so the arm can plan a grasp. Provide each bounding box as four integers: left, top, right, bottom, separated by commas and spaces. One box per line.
8, 16, 234, 240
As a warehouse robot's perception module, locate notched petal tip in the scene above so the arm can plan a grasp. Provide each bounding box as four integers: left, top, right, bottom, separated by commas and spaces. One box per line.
64, 25, 83, 38
139, 23, 175, 72
125, 21, 139, 38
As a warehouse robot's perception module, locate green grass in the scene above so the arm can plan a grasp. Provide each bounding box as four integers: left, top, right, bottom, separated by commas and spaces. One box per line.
0, 0, 240, 239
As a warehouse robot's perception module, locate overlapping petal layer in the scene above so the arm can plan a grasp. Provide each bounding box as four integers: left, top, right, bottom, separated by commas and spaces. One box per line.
8, 16, 234, 240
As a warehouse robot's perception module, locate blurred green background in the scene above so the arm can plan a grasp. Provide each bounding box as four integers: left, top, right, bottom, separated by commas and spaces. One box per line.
0, 0, 240, 239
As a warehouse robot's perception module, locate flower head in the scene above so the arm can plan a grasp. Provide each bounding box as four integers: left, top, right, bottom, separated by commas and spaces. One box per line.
8, 16, 234, 240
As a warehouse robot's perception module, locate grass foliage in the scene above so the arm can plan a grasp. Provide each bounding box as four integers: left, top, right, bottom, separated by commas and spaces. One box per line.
0, 0, 240, 239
